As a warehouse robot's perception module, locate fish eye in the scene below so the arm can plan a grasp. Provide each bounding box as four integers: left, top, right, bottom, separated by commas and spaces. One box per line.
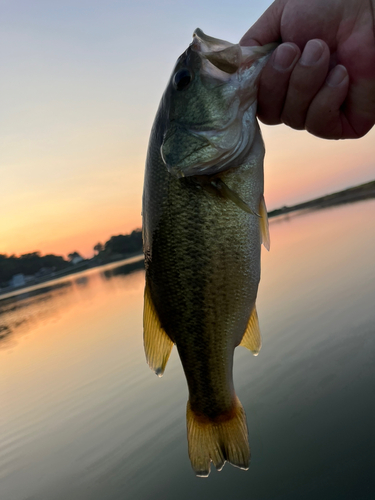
173, 69, 192, 91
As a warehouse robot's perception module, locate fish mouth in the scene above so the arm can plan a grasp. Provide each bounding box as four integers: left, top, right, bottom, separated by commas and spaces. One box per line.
191, 28, 277, 77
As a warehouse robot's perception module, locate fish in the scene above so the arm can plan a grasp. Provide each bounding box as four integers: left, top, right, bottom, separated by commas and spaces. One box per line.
142, 29, 275, 477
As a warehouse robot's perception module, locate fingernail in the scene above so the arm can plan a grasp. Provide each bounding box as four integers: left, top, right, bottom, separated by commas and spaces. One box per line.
273, 43, 298, 71
326, 64, 348, 87
300, 39, 324, 66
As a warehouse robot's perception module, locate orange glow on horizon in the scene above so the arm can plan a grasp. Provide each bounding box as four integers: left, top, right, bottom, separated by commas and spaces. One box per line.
0, 209, 142, 259
2, 121, 374, 259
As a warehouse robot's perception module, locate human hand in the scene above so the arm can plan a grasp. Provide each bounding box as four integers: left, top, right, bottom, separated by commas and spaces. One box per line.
240, 0, 375, 139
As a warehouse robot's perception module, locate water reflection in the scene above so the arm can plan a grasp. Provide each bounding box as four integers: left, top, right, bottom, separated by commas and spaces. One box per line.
101, 258, 144, 279
0, 282, 74, 349
0, 257, 144, 351
0, 204, 374, 500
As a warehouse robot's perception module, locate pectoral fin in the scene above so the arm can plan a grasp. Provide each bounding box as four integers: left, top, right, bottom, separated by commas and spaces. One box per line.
259, 196, 270, 251
240, 306, 262, 355
143, 282, 173, 376
211, 178, 260, 217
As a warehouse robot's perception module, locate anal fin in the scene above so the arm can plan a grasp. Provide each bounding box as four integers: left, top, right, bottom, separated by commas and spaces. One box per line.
240, 306, 262, 356
143, 282, 173, 377
259, 195, 270, 251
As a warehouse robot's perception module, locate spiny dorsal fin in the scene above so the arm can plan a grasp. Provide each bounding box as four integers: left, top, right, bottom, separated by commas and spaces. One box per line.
259, 196, 270, 251
240, 306, 262, 355
143, 282, 173, 377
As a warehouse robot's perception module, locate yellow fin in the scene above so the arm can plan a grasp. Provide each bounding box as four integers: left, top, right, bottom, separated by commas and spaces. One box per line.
143, 282, 173, 377
259, 196, 270, 251
186, 397, 250, 477
240, 306, 262, 356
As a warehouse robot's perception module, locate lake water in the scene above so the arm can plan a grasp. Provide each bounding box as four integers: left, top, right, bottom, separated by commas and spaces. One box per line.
1, 200, 375, 500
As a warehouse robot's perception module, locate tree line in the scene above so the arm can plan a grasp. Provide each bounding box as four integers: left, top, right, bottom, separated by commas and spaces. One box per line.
94, 229, 142, 259
0, 252, 69, 286
0, 229, 142, 287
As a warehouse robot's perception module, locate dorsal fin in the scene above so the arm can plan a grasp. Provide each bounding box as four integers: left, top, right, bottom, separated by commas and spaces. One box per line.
259, 196, 270, 251
240, 306, 262, 355
143, 282, 173, 376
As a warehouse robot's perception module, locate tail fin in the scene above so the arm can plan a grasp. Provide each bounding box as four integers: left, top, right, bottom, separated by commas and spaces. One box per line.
186, 397, 250, 477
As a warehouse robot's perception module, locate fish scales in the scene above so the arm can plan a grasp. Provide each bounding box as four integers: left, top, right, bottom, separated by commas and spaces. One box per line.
143, 29, 274, 476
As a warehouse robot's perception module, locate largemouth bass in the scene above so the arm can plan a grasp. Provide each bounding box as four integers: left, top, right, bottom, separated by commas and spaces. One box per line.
142, 29, 274, 477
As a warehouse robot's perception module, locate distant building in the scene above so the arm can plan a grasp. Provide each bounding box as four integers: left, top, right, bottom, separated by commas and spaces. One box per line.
68, 252, 84, 265
9, 274, 26, 288
35, 267, 55, 277
71, 255, 84, 265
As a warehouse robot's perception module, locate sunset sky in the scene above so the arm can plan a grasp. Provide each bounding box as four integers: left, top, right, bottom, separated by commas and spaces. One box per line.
1, 0, 374, 259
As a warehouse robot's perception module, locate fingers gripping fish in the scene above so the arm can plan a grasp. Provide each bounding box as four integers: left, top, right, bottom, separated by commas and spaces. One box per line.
142, 29, 274, 477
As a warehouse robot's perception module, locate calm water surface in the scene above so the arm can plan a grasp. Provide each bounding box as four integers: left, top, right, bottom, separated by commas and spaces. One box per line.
1, 201, 375, 500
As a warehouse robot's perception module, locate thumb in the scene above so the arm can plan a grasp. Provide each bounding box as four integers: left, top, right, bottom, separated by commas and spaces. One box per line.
240, 0, 286, 46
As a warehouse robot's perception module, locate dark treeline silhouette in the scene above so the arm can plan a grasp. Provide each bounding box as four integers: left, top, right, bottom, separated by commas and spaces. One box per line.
0, 252, 70, 287
95, 229, 142, 259
0, 229, 143, 289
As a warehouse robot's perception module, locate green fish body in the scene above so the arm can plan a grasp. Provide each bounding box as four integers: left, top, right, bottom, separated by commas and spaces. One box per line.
142, 29, 273, 477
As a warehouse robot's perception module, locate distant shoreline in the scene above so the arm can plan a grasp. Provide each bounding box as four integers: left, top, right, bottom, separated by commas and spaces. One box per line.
1, 180, 374, 301
0, 254, 144, 301
268, 180, 375, 218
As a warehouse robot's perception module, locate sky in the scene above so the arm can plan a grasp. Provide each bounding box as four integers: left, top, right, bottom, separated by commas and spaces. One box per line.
1, 0, 374, 259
